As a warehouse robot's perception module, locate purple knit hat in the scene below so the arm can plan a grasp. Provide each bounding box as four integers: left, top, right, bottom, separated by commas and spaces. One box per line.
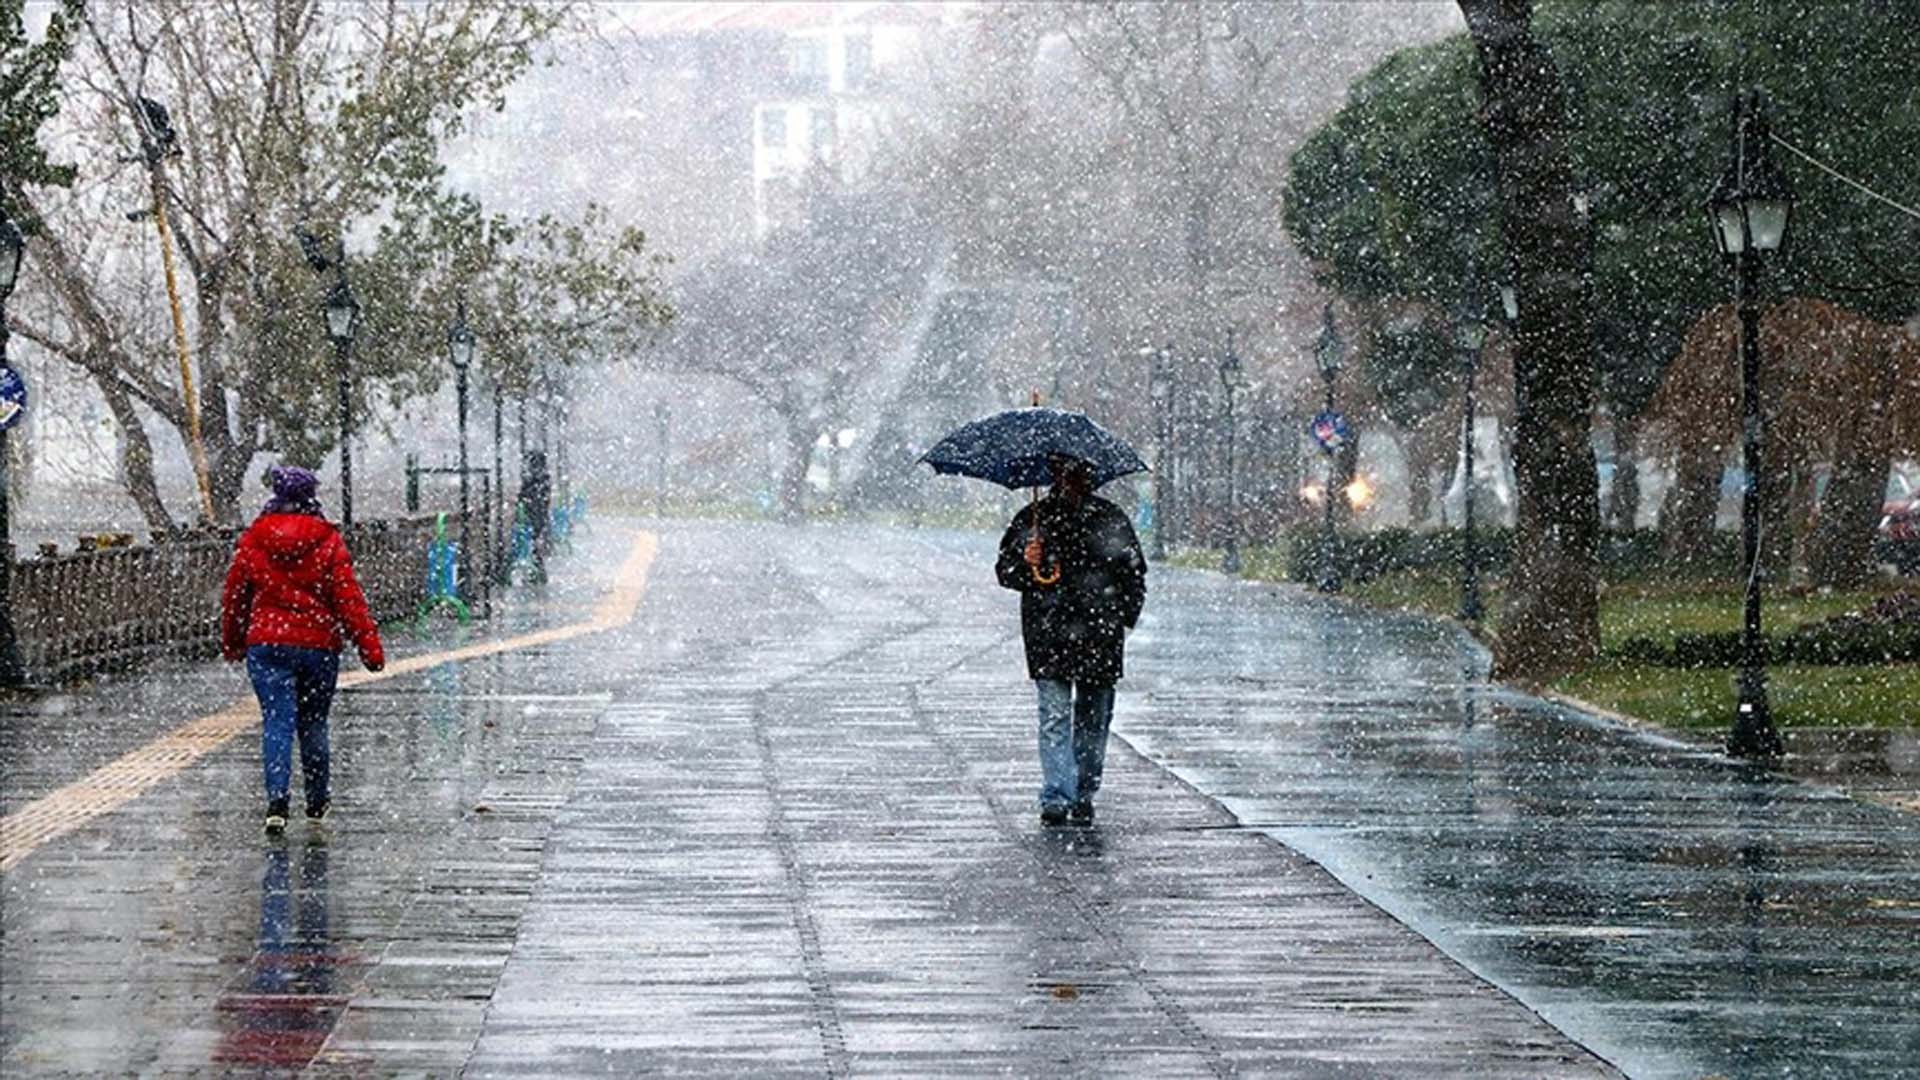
263, 465, 324, 516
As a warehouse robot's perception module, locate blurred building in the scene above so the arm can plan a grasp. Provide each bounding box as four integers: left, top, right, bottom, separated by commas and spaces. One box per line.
452, 3, 953, 257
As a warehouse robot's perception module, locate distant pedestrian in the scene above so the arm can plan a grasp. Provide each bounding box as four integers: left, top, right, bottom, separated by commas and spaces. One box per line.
222, 466, 384, 833
996, 454, 1147, 826
518, 449, 552, 584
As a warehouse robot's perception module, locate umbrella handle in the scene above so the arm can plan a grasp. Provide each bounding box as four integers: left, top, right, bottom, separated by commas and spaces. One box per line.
1026, 518, 1059, 585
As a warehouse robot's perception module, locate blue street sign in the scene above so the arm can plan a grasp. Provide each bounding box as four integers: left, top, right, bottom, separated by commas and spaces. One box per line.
1310, 409, 1350, 455
0, 365, 26, 432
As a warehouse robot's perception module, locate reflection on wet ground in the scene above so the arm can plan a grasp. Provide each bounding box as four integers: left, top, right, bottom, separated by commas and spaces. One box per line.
1778, 726, 1920, 811
1116, 577, 1920, 1079
212, 834, 358, 1070
0, 542, 617, 1073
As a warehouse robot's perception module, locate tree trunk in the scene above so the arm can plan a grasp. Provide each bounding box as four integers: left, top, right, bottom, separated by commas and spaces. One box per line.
1810, 358, 1895, 587
1660, 442, 1723, 569
1460, 0, 1601, 679
1609, 410, 1642, 530
779, 424, 812, 521
1810, 450, 1892, 587
93, 372, 175, 533
1407, 434, 1434, 527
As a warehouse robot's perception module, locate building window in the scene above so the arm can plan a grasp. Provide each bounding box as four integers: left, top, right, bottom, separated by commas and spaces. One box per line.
760, 107, 787, 149
787, 37, 828, 94
844, 34, 872, 92
810, 107, 834, 151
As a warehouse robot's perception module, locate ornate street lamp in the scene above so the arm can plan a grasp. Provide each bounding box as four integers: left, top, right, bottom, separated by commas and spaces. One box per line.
1219, 338, 1245, 576
1708, 91, 1793, 762
1455, 315, 1488, 624
322, 277, 360, 528
1139, 343, 1174, 560
0, 214, 27, 685
1314, 304, 1346, 593
448, 300, 476, 604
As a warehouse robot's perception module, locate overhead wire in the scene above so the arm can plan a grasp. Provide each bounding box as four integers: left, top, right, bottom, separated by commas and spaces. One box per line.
1767, 131, 1920, 223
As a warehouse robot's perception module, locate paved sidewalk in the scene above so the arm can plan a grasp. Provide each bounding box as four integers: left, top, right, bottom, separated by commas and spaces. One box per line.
2, 520, 1614, 1076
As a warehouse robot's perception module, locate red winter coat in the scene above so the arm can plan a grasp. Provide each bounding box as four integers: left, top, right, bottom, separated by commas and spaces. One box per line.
221, 513, 385, 668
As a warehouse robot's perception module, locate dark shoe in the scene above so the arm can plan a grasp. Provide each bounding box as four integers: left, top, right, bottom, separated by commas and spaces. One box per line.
1068, 801, 1094, 825
264, 798, 290, 834
1039, 805, 1070, 827
306, 799, 330, 822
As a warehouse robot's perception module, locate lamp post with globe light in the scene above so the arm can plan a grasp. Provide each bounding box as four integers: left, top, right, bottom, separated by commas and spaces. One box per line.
322, 278, 360, 528
1708, 92, 1793, 761
1455, 313, 1488, 624
1139, 343, 1174, 560
1314, 304, 1345, 593
1219, 337, 1244, 575
448, 300, 476, 602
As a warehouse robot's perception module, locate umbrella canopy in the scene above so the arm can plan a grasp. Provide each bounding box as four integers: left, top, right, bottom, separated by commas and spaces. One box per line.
919, 406, 1148, 490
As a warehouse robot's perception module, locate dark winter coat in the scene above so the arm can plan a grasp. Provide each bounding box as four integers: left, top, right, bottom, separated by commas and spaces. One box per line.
995, 493, 1147, 685
221, 512, 384, 668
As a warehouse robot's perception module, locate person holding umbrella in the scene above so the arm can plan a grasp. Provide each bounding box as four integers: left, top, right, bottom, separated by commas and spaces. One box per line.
994, 453, 1146, 825
923, 405, 1150, 826
923, 404, 1149, 825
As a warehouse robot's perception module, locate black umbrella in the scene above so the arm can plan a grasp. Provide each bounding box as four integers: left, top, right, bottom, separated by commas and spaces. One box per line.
918, 405, 1147, 491
920, 403, 1146, 587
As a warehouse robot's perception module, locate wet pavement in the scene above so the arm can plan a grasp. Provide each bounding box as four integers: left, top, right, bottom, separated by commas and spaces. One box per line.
1, 519, 1913, 1076
1097, 567, 1920, 1080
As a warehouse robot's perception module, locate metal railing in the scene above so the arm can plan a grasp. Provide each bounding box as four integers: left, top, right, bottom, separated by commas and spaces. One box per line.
7, 515, 452, 684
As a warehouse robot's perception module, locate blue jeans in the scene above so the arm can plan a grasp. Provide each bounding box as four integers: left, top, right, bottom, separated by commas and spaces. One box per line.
1035, 679, 1115, 810
246, 646, 339, 806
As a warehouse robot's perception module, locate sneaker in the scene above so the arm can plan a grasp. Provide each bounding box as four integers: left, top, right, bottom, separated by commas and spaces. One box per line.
1068, 801, 1094, 826
1039, 805, 1070, 827
264, 799, 290, 834
306, 800, 330, 822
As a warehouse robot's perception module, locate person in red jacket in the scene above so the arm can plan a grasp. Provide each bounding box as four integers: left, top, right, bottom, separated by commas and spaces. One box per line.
222, 466, 384, 832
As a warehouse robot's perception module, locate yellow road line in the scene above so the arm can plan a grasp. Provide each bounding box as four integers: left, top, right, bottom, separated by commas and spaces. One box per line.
0, 530, 659, 872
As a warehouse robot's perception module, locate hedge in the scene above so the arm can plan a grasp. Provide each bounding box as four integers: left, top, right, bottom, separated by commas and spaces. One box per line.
1274, 527, 1746, 586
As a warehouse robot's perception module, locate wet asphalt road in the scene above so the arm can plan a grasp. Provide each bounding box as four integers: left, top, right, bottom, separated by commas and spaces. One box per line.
2, 518, 1915, 1077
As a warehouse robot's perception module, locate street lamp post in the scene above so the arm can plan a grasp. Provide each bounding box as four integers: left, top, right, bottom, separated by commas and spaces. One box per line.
1141, 343, 1173, 560
492, 381, 508, 586
654, 401, 670, 517
447, 300, 476, 605
1219, 337, 1244, 576
1455, 316, 1488, 624
322, 277, 360, 529
1315, 304, 1345, 593
1708, 91, 1793, 762
0, 214, 28, 685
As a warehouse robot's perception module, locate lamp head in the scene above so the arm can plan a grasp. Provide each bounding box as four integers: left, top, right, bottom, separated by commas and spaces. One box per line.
447, 300, 476, 371
322, 278, 359, 343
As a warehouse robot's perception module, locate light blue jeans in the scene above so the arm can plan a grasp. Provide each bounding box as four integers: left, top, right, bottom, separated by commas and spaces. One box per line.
1035, 679, 1115, 810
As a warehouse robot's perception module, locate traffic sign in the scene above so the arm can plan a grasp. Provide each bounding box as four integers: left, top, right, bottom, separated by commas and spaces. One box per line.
0, 365, 25, 432
1310, 409, 1349, 455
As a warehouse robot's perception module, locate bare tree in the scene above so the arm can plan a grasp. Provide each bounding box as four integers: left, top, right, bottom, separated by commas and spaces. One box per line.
11, 1, 669, 528
658, 188, 932, 518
